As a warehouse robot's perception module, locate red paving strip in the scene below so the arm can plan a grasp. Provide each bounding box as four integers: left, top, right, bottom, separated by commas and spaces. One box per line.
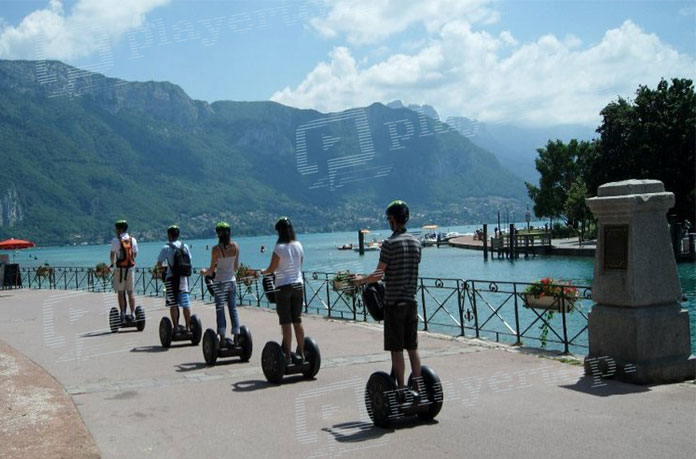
0, 339, 100, 459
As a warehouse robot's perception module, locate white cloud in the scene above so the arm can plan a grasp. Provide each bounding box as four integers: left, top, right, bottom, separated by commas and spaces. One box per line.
272, 20, 696, 126
309, 0, 498, 44
679, 6, 696, 17
0, 0, 170, 60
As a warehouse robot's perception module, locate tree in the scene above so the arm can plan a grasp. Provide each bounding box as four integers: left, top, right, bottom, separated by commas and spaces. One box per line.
526, 139, 594, 227
586, 78, 695, 222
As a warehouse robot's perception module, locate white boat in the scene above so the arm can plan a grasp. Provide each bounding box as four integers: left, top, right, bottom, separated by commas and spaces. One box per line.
420, 232, 439, 247
352, 241, 380, 252
443, 231, 464, 241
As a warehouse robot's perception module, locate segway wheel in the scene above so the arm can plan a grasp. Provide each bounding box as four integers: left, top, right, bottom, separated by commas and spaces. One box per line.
239, 325, 253, 362
202, 329, 219, 366
365, 371, 398, 428
190, 314, 202, 346
159, 317, 173, 348
261, 341, 286, 384
302, 337, 321, 379
409, 366, 444, 421
135, 306, 146, 331
109, 307, 120, 333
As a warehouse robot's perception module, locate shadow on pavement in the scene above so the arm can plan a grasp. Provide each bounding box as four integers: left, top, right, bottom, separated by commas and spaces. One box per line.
322, 421, 391, 442
175, 362, 207, 372
561, 376, 650, 397
232, 379, 274, 392
232, 376, 313, 392
79, 330, 113, 338
322, 417, 438, 442
130, 345, 168, 353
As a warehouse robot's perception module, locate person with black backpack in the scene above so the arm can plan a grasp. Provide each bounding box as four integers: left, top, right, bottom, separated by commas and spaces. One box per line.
156, 225, 193, 332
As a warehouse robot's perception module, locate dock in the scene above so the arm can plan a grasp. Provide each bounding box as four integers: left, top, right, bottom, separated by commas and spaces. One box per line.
449, 234, 596, 257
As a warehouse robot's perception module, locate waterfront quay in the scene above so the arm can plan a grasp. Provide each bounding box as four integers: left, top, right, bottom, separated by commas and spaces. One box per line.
1, 289, 694, 459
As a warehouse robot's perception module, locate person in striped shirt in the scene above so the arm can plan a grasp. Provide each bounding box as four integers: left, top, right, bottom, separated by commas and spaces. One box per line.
354, 200, 422, 391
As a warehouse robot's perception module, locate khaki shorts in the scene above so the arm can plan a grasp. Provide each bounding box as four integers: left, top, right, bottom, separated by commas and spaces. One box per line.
112, 267, 134, 292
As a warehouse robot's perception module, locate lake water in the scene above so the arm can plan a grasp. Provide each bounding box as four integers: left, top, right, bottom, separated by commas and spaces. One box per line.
11, 223, 598, 283
8, 223, 696, 352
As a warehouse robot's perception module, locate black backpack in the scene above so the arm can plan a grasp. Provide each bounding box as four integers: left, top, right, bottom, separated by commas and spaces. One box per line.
363, 282, 385, 321
169, 242, 192, 277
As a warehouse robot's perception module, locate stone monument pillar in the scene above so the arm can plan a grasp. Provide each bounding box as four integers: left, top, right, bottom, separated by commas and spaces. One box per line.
585, 179, 695, 384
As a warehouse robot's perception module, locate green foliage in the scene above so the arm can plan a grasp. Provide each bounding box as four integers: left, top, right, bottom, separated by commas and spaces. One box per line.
525, 139, 593, 226
564, 178, 591, 225
0, 60, 528, 244
529, 78, 695, 230
586, 78, 696, 222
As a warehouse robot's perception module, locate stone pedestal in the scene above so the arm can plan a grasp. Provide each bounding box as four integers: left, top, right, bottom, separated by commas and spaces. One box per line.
584, 179, 695, 384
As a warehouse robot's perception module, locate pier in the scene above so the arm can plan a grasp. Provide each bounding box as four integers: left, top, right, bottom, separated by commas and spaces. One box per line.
448, 225, 595, 258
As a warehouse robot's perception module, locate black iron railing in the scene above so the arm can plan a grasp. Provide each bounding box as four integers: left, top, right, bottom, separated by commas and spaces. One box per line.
12, 267, 592, 354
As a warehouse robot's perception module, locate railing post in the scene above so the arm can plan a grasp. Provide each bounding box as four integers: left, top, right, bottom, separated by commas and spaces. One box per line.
352, 292, 356, 321
531, 234, 535, 257
561, 295, 569, 355
482, 224, 488, 260
471, 281, 480, 338
303, 273, 308, 313
513, 283, 521, 345
457, 279, 465, 337
420, 278, 428, 331
325, 273, 332, 318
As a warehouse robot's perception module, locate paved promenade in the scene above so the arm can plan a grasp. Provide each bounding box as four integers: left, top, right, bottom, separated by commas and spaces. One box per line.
0, 289, 694, 459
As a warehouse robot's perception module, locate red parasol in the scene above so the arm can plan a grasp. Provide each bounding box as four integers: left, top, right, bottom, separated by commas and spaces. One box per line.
0, 238, 36, 250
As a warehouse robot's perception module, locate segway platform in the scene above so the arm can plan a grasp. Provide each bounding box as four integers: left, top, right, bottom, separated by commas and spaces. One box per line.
364, 365, 443, 427
261, 337, 321, 384
202, 325, 253, 365
109, 306, 145, 333
159, 314, 202, 348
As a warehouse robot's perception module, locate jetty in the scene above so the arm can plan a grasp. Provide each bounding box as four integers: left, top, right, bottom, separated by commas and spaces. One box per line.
448, 234, 596, 257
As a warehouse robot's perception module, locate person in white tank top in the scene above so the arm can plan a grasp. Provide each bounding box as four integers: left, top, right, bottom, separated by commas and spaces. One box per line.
201, 222, 241, 346
260, 217, 306, 364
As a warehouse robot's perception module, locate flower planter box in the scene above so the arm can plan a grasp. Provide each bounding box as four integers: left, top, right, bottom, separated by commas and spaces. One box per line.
522, 294, 575, 312
332, 279, 355, 293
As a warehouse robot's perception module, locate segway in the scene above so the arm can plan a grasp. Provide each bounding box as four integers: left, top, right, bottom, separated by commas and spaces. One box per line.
159, 313, 202, 348
202, 325, 253, 365
364, 365, 443, 427
261, 337, 321, 384
109, 293, 145, 333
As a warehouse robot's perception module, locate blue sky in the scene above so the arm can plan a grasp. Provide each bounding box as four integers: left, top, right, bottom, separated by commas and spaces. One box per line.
0, 0, 694, 126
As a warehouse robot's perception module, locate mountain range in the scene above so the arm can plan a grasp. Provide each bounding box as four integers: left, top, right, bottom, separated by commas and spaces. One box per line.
0, 60, 527, 245
386, 100, 596, 183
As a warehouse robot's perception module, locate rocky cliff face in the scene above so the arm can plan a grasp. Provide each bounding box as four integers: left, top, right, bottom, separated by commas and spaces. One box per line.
0, 185, 23, 228
0, 60, 213, 126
